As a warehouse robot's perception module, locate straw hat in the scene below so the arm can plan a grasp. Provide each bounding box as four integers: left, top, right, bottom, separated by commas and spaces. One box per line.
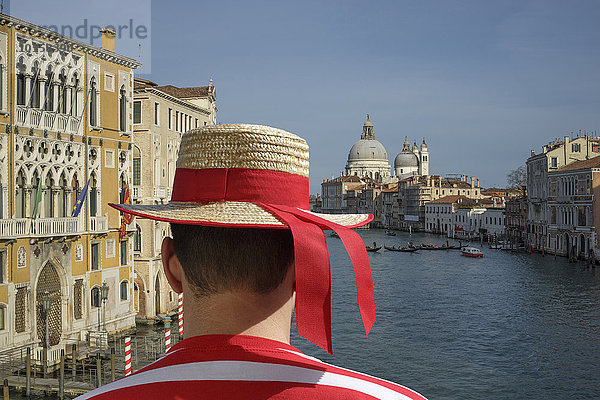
110, 123, 376, 354
110, 124, 372, 228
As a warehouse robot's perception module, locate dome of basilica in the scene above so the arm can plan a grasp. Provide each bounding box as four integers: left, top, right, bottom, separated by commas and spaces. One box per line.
347, 139, 388, 162
394, 151, 419, 169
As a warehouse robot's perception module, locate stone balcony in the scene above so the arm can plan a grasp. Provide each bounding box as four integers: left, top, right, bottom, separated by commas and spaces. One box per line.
15, 106, 82, 134
0, 217, 81, 238
90, 215, 109, 233
0, 215, 114, 239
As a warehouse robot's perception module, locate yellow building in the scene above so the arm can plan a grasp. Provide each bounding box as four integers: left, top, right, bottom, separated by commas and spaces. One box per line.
0, 14, 141, 358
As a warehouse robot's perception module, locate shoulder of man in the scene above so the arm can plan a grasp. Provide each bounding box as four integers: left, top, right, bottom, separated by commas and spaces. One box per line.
76, 342, 427, 400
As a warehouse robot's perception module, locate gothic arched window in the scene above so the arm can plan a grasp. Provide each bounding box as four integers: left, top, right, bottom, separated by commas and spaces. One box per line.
119, 85, 127, 132
89, 79, 97, 126
15, 170, 26, 218
71, 74, 79, 116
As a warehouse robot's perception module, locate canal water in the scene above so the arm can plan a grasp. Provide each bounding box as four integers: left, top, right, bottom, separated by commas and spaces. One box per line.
289, 229, 600, 400
14, 229, 600, 399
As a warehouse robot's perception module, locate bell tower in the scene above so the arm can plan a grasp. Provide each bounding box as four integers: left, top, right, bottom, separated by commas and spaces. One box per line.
420, 139, 429, 176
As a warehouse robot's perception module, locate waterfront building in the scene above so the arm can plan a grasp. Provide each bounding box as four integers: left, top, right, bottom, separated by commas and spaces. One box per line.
398, 174, 483, 231
546, 157, 600, 259
132, 78, 216, 319
381, 186, 399, 228
0, 14, 141, 355
526, 135, 600, 250
424, 195, 470, 235
320, 175, 366, 213
504, 189, 527, 247
481, 207, 506, 237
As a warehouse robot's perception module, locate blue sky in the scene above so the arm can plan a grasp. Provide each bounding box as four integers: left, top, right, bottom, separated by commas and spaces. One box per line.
11, 0, 600, 194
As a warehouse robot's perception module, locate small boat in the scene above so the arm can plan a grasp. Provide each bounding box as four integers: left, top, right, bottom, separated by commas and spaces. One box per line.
461, 247, 483, 258
419, 244, 441, 250
385, 230, 396, 236
366, 245, 382, 252
384, 245, 418, 252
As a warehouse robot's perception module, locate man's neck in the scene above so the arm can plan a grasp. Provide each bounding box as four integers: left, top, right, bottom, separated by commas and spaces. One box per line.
181, 274, 296, 344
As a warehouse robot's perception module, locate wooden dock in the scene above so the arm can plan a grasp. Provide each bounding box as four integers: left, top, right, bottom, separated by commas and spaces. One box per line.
5, 375, 94, 396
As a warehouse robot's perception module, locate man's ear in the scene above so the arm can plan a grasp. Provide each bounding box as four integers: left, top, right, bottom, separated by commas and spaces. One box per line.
162, 237, 183, 293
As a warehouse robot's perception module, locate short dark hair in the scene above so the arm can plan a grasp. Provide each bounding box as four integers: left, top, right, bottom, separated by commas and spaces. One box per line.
170, 224, 294, 296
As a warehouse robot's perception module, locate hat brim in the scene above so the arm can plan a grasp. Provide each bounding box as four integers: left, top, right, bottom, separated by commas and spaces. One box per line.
109, 201, 373, 229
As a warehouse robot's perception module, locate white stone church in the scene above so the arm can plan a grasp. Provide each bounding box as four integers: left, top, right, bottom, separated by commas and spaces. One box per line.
344, 115, 429, 182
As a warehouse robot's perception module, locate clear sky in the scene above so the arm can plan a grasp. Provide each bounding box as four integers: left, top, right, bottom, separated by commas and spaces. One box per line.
11, 0, 600, 194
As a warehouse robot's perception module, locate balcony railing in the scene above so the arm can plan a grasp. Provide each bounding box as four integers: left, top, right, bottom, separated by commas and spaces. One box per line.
0, 217, 82, 238
90, 215, 109, 233
15, 106, 82, 134
32, 217, 80, 236
0, 219, 30, 238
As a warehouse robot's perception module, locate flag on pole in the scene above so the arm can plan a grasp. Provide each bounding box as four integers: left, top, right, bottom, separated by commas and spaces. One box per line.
71, 178, 91, 217
31, 177, 43, 219
119, 185, 133, 239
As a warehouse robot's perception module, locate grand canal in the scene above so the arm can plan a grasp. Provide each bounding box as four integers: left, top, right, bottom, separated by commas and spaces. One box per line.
14, 229, 600, 399
288, 229, 600, 400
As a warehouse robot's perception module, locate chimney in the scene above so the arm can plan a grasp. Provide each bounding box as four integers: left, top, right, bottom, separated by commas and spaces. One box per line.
100, 28, 116, 52
531, 150, 535, 156
476, 178, 479, 187
471, 177, 474, 188
564, 135, 569, 164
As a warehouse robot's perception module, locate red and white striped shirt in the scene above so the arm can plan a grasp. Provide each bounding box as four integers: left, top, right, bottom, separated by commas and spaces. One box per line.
77, 335, 428, 400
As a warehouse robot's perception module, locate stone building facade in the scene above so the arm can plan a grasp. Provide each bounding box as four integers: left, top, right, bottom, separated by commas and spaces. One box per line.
526, 135, 600, 250
0, 14, 140, 356
132, 78, 217, 319
546, 157, 600, 259
398, 175, 483, 231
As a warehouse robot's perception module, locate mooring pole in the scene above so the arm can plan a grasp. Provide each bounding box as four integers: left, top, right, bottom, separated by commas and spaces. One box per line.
43, 346, 48, 379
96, 358, 102, 387
110, 348, 115, 382
3, 379, 8, 400
59, 349, 65, 400
72, 344, 77, 380
25, 348, 31, 397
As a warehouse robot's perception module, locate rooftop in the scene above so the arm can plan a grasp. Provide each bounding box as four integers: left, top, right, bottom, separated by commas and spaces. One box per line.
426, 195, 471, 204
556, 156, 600, 172
155, 85, 212, 99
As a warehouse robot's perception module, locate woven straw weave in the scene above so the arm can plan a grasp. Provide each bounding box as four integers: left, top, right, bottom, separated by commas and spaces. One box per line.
177, 124, 310, 177
118, 201, 370, 227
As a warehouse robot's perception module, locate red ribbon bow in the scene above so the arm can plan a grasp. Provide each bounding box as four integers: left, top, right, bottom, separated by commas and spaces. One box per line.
172, 168, 376, 353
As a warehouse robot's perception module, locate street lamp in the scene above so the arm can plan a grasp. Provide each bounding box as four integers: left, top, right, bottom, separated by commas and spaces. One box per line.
100, 282, 109, 332
41, 290, 51, 378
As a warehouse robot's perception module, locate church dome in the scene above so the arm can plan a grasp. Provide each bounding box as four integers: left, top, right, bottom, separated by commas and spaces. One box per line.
394, 151, 419, 169
348, 139, 388, 161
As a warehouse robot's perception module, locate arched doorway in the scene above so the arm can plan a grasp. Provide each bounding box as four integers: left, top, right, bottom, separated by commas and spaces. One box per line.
154, 275, 161, 316
36, 263, 62, 347
563, 233, 570, 255
579, 234, 586, 257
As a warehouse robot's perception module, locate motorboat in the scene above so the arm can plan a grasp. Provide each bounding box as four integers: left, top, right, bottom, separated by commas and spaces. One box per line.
461, 247, 483, 258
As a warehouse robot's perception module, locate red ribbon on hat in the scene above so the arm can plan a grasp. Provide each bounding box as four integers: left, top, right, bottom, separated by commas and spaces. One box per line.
171, 167, 376, 353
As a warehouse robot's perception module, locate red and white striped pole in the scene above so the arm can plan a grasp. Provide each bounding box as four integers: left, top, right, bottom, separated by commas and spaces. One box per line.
178, 293, 184, 339
164, 317, 172, 353
124, 337, 131, 376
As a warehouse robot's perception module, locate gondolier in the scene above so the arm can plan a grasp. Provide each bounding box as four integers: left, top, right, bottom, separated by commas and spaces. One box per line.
78, 124, 427, 400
